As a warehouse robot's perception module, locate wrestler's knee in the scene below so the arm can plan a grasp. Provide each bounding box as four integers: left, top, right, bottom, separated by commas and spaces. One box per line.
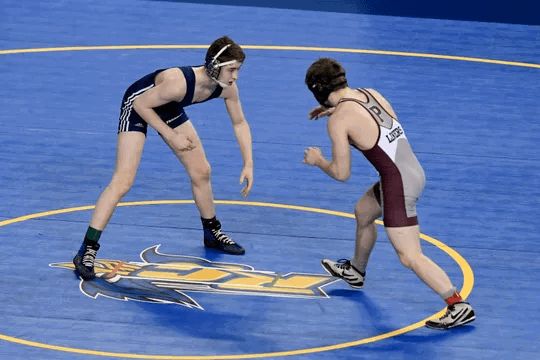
396, 251, 415, 269
396, 250, 426, 270
109, 171, 135, 196
355, 204, 373, 228
354, 196, 381, 228
189, 160, 211, 184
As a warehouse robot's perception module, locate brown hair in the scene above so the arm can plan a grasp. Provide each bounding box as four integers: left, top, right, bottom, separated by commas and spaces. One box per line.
305, 58, 348, 92
206, 36, 246, 63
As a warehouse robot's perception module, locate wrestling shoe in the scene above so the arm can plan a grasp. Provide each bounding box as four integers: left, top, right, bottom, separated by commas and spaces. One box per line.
203, 221, 245, 255
321, 258, 365, 289
425, 301, 476, 330
73, 239, 100, 280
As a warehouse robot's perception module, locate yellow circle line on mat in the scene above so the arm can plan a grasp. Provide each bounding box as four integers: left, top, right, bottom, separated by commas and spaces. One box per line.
0, 200, 474, 359
0, 44, 538, 68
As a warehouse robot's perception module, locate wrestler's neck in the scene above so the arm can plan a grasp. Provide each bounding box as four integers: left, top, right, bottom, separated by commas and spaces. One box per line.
194, 66, 220, 91
327, 87, 355, 107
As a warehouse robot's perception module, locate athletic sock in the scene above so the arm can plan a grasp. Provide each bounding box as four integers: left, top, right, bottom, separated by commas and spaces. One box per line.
201, 216, 219, 229
441, 287, 463, 306
84, 226, 103, 243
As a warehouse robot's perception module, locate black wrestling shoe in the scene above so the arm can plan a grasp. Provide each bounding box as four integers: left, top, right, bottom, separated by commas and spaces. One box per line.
425, 301, 476, 330
203, 221, 245, 255
73, 240, 100, 280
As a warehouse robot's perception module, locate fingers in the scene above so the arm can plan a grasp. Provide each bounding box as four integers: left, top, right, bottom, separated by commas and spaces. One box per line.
308, 111, 319, 120
303, 147, 311, 164
310, 107, 334, 119
309, 106, 324, 120
303, 146, 321, 165
180, 144, 194, 151
241, 184, 251, 198
240, 177, 252, 198
239, 170, 253, 198
180, 138, 196, 151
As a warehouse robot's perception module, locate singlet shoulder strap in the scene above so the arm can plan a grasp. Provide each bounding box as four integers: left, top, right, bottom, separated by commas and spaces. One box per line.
208, 84, 223, 100
180, 66, 223, 105
338, 88, 394, 129
179, 66, 196, 105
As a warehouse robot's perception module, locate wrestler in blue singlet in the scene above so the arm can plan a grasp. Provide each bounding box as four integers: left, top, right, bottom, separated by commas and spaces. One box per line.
117, 66, 222, 135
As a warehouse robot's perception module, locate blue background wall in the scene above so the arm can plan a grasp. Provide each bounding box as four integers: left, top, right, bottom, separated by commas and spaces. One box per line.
159, 0, 540, 25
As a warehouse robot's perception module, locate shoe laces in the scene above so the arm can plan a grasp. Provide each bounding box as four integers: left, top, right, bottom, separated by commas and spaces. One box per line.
437, 304, 457, 321
82, 246, 97, 268
335, 259, 352, 270
211, 228, 236, 245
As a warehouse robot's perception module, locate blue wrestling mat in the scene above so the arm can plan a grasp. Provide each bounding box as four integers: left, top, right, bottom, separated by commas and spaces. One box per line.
1, 0, 539, 359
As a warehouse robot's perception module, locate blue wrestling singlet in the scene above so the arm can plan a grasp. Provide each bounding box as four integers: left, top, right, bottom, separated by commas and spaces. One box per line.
117, 66, 223, 135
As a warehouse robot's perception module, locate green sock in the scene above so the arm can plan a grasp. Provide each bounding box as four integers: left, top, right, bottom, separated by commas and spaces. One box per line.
85, 226, 102, 242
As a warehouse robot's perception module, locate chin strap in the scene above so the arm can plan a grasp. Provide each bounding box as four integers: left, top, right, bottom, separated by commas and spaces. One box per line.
205, 44, 238, 87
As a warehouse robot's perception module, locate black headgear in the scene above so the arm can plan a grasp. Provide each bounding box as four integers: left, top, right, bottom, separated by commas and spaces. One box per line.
306, 72, 347, 106
204, 44, 237, 87
305, 59, 347, 106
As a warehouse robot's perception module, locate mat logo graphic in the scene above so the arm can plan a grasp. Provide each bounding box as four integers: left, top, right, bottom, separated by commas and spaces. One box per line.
50, 245, 338, 309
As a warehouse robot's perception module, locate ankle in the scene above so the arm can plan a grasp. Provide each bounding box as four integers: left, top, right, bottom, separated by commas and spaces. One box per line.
201, 216, 220, 229
85, 226, 102, 242
441, 288, 462, 306
350, 258, 367, 276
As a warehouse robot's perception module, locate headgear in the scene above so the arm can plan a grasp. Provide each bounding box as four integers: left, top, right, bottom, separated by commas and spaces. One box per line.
305, 59, 347, 106
204, 44, 238, 87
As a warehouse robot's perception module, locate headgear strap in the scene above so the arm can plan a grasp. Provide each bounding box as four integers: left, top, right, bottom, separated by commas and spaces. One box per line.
309, 72, 346, 106
205, 44, 238, 87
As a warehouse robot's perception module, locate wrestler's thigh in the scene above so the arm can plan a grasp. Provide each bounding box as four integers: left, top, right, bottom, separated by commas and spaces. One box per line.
385, 225, 422, 257
164, 120, 209, 173
114, 131, 146, 176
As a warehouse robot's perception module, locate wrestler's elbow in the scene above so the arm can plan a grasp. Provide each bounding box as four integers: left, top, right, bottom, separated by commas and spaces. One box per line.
334, 168, 350, 182
133, 97, 144, 114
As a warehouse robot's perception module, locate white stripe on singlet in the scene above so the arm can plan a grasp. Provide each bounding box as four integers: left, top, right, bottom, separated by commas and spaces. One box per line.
119, 84, 154, 132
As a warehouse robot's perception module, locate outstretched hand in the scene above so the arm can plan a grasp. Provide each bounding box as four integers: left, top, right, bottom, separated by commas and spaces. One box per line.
309, 105, 335, 120
239, 165, 254, 198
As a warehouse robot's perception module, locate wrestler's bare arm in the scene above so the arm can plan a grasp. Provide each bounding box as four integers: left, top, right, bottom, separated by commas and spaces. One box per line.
303, 109, 351, 182
222, 83, 254, 197
133, 70, 187, 139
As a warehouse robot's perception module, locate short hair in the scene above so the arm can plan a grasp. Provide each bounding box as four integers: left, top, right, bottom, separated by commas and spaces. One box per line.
305, 58, 348, 92
206, 36, 246, 63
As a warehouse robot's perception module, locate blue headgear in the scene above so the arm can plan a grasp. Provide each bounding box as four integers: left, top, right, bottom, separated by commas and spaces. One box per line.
204, 44, 238, 87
